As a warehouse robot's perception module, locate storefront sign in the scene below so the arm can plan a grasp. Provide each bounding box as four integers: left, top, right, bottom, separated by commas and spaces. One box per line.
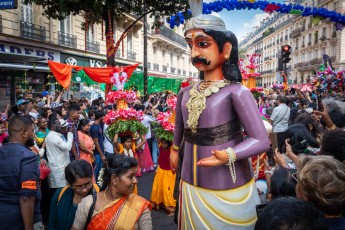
0, 43, 60, 61
61, 53, 106, 68
0, 0, 17, 9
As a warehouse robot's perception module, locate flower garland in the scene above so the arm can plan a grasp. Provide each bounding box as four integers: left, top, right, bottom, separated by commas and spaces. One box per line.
166, 96, 177, 110
104, 108, 144, 125
106, 90, 137, 104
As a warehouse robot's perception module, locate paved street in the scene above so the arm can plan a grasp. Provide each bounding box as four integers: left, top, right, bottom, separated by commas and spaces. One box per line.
137, 171, 177, 230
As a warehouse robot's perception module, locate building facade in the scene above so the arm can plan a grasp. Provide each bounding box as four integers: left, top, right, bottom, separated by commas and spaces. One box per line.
0, 1, 197, 107
239, 0, 345, 88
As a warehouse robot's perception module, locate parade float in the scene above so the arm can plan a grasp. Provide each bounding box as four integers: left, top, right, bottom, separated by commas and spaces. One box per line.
240, 54, 264, 98
103, 69, 148, 141
313, 66, 345, 93
152, 96, 177, 142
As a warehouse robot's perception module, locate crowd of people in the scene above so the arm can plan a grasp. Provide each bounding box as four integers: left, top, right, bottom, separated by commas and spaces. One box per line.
0, 86, 344, 229
0, 90, 177, 229
254, 88, 345, 229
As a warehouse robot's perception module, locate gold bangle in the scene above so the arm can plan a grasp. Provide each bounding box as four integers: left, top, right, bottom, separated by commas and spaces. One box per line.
225, 147, 237, 183
172, 144, 180, 151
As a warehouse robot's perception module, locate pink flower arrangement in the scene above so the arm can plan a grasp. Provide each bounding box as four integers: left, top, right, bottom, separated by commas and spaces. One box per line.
166, 96, 177, 110
106, 90, 137, 104
161, 121, 175, 132
103, 108, 144, 125
250, 87, 264, 92
156, 111, 175, 132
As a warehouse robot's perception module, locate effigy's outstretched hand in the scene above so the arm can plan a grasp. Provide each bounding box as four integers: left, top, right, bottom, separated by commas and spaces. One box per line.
197, 150, 229, 167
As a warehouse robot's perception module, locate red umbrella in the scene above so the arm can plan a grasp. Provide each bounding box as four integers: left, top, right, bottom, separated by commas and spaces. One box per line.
301, 85, 312, 92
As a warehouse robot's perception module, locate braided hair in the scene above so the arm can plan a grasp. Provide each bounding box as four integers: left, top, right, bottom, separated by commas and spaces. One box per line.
100, 154, 138, 191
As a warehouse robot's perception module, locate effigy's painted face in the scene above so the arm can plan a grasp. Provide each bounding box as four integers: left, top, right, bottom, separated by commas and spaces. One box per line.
185, 29, 225, 72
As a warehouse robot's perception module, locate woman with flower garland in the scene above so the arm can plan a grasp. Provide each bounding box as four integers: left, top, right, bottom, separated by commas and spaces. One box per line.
150, 139, 176, 215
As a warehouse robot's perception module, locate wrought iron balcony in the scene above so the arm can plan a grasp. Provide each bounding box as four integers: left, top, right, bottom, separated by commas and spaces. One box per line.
147, 62, 151, 70
127, 51, 136, 61
162, 65, 168, 73
292, 28, 301, 38
86, 40, 100, 53
170, 67, 176, 74
58, 32, 77, 49
155, 26, 187, 48
153, 63, 159, 71
20, 21, 46, 42
332, 32, 337, 38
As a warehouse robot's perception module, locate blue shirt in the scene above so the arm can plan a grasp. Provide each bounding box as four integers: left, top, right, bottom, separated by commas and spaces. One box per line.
0, 143, 42, 229
90, 123, 104, 155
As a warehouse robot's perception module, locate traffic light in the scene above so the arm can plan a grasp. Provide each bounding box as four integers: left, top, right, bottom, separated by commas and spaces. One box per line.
282, 45, 291, 63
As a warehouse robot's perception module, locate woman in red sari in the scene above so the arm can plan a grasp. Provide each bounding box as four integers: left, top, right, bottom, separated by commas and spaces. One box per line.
71, 154, 152, 230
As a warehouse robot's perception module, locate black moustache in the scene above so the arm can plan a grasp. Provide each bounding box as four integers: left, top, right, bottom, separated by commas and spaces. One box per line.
191, 57, 211, 66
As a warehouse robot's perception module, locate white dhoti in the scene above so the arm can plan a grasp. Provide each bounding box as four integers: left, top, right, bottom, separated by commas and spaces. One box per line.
178, 178, 260, 230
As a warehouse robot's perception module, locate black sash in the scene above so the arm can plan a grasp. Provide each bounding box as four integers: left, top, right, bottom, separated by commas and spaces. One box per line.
184, 120, 242, 146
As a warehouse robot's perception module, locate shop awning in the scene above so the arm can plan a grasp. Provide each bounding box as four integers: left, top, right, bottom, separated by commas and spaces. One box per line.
0, 52, 49, 71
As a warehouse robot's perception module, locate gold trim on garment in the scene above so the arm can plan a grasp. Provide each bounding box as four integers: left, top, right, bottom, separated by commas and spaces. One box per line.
186, 80, 230, 133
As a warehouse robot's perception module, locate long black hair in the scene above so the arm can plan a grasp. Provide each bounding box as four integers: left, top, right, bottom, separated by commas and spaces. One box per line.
65, 159, 93, 185
78, 119, 91, 131
101, 154, 138, 191
198, 29, 242, 82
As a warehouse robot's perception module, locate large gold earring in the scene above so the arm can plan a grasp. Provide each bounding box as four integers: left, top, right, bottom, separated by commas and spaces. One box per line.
224, 55, 229, 61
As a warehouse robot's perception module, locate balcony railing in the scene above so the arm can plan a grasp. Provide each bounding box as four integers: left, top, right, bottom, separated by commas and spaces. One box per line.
153, 64, 159, 71
332, 32, 337, 38
20, 21, 46, 42
155, 26, 187, 48
147, 62, 151, 70
292, 28, 301, 38
170, 67, 176, 74
177, 69, 181, 75
58, 32, 77, 49
0, 15, 2, 33
127, 51, 136, 61
183, 70, 186, 75
86, 40, 100, 53
162, 65, 167, 72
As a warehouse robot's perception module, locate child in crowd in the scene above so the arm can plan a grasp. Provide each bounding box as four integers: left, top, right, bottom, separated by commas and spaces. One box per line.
114, 134, 146, 178
150, 139, 176, 215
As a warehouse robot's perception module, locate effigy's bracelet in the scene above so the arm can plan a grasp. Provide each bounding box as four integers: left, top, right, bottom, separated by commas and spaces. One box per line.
225, 147, 237, 184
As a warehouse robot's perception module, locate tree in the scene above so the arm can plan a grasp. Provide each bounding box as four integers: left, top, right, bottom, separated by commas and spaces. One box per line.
25, 0, 190, 66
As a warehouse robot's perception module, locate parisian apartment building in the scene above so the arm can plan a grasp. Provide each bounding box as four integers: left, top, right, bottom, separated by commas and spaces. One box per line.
0, 0, 198, 107
239, 0, 345, 88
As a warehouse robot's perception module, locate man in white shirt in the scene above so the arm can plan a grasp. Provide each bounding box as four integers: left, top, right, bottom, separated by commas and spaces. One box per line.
103, 123, 114, 157
270, 95, 290, 152
45, 115, 73, 190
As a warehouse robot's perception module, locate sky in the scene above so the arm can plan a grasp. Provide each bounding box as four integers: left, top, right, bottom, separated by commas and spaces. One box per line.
203, 0, 287, 41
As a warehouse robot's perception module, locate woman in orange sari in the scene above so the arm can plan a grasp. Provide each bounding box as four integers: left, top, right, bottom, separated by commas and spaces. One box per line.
71, 154, 152, 230
77, 119, 95, 166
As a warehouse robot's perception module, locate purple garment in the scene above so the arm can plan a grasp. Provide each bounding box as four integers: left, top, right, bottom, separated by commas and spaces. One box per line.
173, 83, 270, 190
